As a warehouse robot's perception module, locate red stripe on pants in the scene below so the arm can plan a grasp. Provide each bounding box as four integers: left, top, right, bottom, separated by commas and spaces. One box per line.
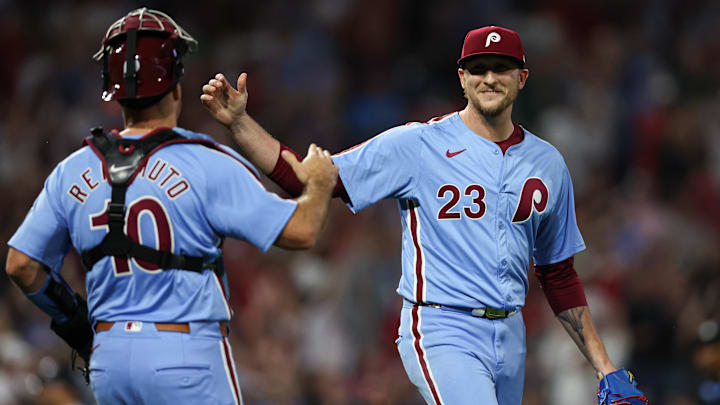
222, 338, 242, 404
411, 306, 443, 405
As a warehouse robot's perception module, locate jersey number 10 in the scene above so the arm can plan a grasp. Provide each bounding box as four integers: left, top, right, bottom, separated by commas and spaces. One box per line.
90, 197, 173, 276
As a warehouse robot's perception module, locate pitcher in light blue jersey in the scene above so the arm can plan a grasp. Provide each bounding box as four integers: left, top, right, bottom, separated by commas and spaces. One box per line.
5, 8, 338, 405
201, 25, 649, 405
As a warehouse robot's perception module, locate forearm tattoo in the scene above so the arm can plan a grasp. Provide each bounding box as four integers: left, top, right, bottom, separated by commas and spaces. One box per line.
557, 306, 614, 376
558, 306, 587, 348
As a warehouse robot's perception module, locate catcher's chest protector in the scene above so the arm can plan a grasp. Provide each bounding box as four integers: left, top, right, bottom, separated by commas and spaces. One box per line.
80, 127, 217, 273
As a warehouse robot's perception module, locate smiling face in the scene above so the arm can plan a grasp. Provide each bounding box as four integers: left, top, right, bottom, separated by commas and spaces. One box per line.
458, 55, 529, 117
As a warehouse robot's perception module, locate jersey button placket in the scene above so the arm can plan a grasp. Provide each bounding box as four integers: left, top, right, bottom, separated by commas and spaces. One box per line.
495, 145, 510, 306
499, 258, 509, 282
497, 218, 510, 296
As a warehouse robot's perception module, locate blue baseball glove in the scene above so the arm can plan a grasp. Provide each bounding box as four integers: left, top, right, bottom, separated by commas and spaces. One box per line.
597, 369, 650, 405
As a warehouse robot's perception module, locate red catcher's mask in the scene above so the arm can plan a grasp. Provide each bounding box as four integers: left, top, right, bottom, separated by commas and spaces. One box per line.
93, 8, 198, 106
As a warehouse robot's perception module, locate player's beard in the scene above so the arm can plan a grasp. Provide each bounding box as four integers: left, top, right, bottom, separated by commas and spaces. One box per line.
466, 86, 518, 117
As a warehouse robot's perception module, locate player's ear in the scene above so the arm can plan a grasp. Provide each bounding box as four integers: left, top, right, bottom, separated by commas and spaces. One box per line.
458, 68, 467, 89
518, 69, 529, 90
172, 84, 181, 101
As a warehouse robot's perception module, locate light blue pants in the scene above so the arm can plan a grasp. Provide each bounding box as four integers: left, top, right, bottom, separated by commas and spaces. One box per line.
397, 301, 526, 405
89, 321, 242, 405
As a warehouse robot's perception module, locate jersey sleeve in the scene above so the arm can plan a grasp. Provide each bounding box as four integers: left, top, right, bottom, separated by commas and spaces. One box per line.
8, 165, 72, 272
331, 123, 422, 213
533, 164, 586, 265
203, 147, 297, 251
215, 144, 263, 179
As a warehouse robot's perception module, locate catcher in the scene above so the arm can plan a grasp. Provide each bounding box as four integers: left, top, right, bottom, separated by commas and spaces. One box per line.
5, 7, 337, 404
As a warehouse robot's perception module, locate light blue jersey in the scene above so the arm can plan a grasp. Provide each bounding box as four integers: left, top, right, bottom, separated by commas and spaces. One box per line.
333, 112, 585, 311
9, 127, 297, 324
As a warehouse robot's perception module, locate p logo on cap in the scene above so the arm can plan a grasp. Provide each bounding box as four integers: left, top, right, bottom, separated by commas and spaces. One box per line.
458, 26, 526, 67
485, 32, 501, 48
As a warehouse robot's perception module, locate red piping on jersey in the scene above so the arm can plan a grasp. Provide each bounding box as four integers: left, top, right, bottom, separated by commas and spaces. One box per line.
534, 257, 588, 315
427, 111, 456, 123
333, 127, 390, 156
213, 272, 232, 319
214, 272, 228, 299
408, 200, 425, 302
411, 306, 443, 405
330, 111, 445, 158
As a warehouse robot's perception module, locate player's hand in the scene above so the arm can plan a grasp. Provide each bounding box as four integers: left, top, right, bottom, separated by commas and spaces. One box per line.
200, 73, 248, 128
283, 144, 338, 192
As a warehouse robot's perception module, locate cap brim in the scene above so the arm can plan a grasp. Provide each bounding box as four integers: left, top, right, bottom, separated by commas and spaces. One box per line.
457, 52, 525, 68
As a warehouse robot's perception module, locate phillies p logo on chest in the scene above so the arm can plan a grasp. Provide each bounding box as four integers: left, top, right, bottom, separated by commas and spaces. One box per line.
511, 177, 549, 223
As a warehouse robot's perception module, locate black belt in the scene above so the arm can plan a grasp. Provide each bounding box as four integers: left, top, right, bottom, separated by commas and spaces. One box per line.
408, 299, 517, 319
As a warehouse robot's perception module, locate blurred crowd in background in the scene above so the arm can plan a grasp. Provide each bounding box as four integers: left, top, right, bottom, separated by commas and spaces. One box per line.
1, 0, 719, 404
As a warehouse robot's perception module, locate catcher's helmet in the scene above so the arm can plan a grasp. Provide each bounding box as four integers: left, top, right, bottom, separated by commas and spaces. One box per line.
93, 8, 198, 107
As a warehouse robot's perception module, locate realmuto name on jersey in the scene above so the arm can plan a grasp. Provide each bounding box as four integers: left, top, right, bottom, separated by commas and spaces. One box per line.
67, 158, 191, 204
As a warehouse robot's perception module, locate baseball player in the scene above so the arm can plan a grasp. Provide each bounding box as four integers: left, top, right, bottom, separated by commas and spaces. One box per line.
201, 26, 649, 404
4, 8, 337, 405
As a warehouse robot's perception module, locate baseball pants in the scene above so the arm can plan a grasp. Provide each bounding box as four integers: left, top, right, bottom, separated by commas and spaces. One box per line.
397, 300, 526, 405
89, 320, 242, 405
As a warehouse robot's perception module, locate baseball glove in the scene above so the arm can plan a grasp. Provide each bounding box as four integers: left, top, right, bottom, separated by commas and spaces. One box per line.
597, 369, 650, 405
50, 294, 93, 382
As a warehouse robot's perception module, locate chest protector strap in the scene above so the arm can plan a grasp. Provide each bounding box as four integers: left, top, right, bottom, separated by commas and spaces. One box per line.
80, 127, 215, 273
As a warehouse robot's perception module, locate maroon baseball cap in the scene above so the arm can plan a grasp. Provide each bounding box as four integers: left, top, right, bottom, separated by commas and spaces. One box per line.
458, 26, 526, 67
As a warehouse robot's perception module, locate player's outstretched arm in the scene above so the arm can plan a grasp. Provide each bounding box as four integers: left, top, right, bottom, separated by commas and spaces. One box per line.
201, 73, 279, 175
274, 144, 338, 249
